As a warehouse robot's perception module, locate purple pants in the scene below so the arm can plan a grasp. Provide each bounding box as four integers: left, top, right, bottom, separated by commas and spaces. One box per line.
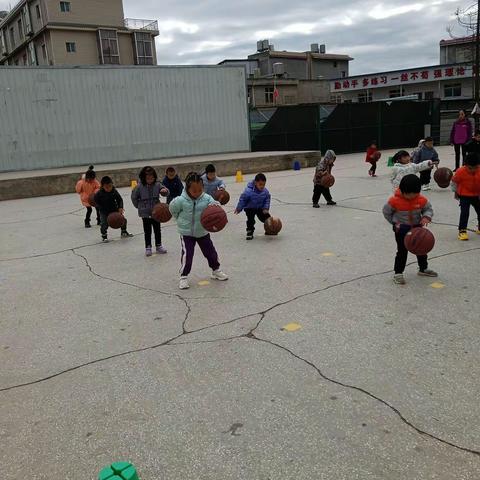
180, 234, 220, 276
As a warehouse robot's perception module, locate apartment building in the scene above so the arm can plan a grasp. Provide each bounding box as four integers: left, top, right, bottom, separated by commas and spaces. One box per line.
0, 0, 159, 66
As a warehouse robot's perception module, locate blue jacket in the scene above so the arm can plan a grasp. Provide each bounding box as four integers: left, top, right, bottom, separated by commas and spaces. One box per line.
412, 145, 439, 164
236, 181, 271, 212
131, 181, 168, 218
169, 190, 218, 238
201, 174, 226, 196
162, 175, 184, 204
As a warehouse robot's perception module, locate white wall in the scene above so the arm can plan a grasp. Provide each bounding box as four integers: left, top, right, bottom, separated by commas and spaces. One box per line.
0, 66, 250, 172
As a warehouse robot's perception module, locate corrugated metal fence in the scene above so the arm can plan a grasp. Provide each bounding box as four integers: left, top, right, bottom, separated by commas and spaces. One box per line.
0, 66, 250, 172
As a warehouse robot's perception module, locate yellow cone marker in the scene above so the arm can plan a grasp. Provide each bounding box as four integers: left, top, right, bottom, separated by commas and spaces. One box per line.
322, 252, 336, 257
235, 170, 244, 183
198, 280, 210, 286
430, 282, 445, 289
281, 323, 302, 332
131, 180, 138, 189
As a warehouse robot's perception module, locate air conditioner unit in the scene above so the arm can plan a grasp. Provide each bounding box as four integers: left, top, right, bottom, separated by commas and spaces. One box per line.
262, 39, 269, 50
320, 44, 326, 54
311, 43, 319, 53
257, 40, 263, 52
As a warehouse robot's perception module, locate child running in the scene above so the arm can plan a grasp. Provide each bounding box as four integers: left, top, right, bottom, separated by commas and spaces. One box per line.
169, 172, 228, 290
201, 164, 226, 197
162, 167, 184, 204
75, 165, 100, 228
94, 176, 133, 242
365, 140, 380, 177
234, 173, 271, 240
312, 150, 337, 208
131, 166, 169, 256
451, 152, 480, 241
390, 150, 436, 191
383, 174, 437, 285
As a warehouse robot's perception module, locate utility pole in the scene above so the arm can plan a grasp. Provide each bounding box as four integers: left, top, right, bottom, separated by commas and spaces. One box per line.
475, 0, 480, 128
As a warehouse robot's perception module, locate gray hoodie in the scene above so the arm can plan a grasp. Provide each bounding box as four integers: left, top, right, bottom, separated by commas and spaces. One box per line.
131, 181, 169, 218
313, 150, 336, 185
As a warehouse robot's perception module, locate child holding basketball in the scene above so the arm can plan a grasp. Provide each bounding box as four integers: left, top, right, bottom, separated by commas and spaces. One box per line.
383, 174, 437, 285
234, 173, 271, 240
312, 150, 336, 208
75, 165, 100, 228
131, 166, 169, 256
162, 167, 184, 204
94, 176, 133, 242
169, 172, 228, 290
390, 150, 436, 191
451, 152, 480, 241
365, 141, 381, 177
201, 164, 226, 197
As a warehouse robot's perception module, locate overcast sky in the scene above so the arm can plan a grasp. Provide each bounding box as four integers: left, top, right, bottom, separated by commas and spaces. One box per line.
0, 0, 470, 75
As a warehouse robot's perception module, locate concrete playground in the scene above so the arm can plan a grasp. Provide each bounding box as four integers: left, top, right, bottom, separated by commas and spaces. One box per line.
0, 146, 479, 479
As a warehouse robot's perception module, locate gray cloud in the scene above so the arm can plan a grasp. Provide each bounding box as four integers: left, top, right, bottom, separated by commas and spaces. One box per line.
0, 0, 466, 75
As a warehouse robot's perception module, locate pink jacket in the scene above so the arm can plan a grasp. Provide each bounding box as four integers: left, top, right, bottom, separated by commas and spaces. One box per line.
76, 178, 100, 207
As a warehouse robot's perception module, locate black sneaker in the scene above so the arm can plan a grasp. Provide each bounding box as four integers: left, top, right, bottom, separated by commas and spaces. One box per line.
327, 201, 337, 206
312, 203, 320, 208
102, 235, 109, 243
84, 221, 91, 228
96, 219, 101, 226
246, 232, 254, 240
121, 231, 133, 238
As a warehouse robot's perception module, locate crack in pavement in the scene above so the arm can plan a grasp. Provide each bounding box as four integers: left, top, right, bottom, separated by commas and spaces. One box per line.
0, 208, 85, 225
247, 334, 480, 457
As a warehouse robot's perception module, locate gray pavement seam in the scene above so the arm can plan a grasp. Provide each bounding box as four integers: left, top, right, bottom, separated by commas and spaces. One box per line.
249, 334, 480, 457
0, 208, 84, 225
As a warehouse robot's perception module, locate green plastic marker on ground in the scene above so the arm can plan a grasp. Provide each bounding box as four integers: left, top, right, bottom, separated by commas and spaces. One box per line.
98, 462, 139, 480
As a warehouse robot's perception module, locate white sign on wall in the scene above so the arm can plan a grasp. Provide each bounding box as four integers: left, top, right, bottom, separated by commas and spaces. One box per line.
330, 65, 472, 92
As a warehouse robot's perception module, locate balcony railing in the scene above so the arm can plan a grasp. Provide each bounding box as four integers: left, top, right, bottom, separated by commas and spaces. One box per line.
124, 18, 159, 33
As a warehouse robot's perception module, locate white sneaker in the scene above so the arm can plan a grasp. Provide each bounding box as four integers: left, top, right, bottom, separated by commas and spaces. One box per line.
211, 269, 229, 281
422, 184, 431, 191
179, 276, 190, 290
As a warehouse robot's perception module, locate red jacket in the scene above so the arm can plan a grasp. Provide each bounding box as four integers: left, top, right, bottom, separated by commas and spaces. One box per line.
383, 189, 433, 225
366, 147, 378, 163
451, 166, 480, 196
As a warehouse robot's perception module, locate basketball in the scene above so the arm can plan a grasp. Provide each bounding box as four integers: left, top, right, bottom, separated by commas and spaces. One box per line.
264, 217, 283, 235
320, 173, 335, 188
88, 193, 97, 207
404, 227, 435, 255
201, 204, 228, 232
151, 203, 172, 223
433, 167, 453, 188
107, 212, 126, 229
373, 151, 382, 161
214, 189, 230, 205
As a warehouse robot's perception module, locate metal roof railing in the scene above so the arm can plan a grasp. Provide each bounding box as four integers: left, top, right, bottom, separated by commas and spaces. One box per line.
124, 19, 159, 32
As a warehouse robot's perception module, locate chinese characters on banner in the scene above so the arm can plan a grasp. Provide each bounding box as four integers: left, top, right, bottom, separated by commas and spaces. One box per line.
332, 65, 470, 92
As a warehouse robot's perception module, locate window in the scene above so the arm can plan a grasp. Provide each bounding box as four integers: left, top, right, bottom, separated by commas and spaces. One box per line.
9, 27, 14, 49
456, 46, 472, 63
98, 29, 120, 64
424, 91, 434, 100
264, 86, 274, 104
36, 4, 41, 19
60, 1, 71, 12
41, 44, 47, 60
134, 32, 154, 65
333, 61, 338, 68
18, 19, 23, 39
358, 91, 372, 103
389, 88, 401, 98
444, 83, 461, 98
341, 71, 346, 78
330, 94, 342, 103
66, 42, 76, 53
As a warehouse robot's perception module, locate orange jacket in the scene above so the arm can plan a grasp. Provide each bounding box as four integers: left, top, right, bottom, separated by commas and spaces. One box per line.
383, 189, 433, 225
75, 178, 100, 207
451, 166, 480, 196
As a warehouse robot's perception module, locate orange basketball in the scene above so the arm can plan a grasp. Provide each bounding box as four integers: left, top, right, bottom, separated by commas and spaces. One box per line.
404, 227, 435, 255
264, 217, 283, 235
433, 167, 453, 188
107, 212, 126, 229
214, 189, 230, 205
201, 205, 228, 232
152, 203, 172, 223
88, 193, 97, 207
320, 173, 335, 188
